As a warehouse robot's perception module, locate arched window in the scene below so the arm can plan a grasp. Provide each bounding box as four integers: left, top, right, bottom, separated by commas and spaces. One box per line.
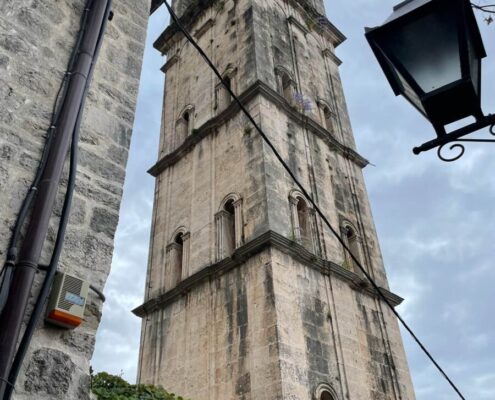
289, 190, 320, 255
173, 233, 184, 284
165, 228, 190, 291
296, 197, 310, 246
216, 66, 236, 112
282, 73, 294, 102
276, 67, 296, 104
318, 101, 334, 133
215, 194, 243, 260
343, 224, 362, 272
175, 106, 194, 146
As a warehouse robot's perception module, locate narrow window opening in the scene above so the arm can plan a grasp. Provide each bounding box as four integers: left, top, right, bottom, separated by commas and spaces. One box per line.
297, 197, 309, 246
218, 76, 233, 111
224, 199, 235, 256
323, 106, 333, 132
224, 76, 232, 91
216, 196, 243, 261
345, 226, 361, 271
281, 73, 293, 103
183, 111, 190, 137
173, 233, 183, 286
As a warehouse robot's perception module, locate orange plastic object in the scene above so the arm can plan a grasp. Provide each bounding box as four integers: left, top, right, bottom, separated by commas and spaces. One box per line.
47, 310, 82, 328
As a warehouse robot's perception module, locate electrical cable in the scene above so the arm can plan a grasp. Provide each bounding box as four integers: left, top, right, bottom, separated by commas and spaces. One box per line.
2, 1, 112, 398
0, 0, 96, 316
161, 1, 466, 398
472, 3, 495, 14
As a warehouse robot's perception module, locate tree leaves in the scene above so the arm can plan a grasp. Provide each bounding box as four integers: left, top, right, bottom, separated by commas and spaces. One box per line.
91, 372, 186, 400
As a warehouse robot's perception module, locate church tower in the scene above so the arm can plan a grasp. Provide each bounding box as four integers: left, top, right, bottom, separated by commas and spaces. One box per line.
135, 1, 416, 399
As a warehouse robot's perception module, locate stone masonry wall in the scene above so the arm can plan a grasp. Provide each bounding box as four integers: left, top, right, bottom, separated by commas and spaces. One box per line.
140, 250, 284, 400
270, 248, 415, 400
0, 0, 150, 398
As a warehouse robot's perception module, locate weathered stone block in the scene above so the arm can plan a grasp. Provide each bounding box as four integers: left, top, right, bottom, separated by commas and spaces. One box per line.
24, 348, 76, 396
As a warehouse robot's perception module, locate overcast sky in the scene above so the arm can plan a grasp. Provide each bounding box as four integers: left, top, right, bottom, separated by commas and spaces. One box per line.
91, 1, 495, 399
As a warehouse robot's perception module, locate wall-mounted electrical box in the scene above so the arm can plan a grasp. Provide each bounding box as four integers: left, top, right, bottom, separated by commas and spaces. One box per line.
45, 272, 89, 329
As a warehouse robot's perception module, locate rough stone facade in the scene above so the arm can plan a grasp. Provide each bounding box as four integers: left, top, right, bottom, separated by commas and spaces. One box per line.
0, 0, 150, 398
136, 0, 416, 399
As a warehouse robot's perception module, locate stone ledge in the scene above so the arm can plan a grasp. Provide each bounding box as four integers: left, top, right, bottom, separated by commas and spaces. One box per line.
132, 230, 403, 317
148, 79, 369, 177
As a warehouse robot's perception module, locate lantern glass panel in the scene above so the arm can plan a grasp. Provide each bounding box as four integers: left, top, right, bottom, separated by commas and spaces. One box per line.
467, 29, 480, 94
377, 46, 425, 113
381, 6, 461, 94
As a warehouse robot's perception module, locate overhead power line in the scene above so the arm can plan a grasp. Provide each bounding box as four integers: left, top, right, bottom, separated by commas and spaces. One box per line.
161, 1, 466, 399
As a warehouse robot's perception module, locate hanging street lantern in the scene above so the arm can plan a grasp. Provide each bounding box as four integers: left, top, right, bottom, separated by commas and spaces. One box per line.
365, 0, 495, 161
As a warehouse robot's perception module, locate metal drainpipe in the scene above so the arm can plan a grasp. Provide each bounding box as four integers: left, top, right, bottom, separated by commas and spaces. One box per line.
0, 1, 110, 397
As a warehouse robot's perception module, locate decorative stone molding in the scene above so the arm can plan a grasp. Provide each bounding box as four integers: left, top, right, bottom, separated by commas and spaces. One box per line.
147, 80, 369, 177
194, 17, 215, 40
161, 54, 180, 73
288, 15, 310, 35
322, 48, 343, 66
133, 230, 404, 318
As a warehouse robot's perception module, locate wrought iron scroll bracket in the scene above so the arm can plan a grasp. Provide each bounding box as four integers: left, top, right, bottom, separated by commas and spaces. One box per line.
437, 124, 495, 162
413, 114, 495, 162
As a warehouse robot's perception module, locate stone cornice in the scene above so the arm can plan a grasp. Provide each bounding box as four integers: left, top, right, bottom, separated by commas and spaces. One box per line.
153, 0, 346, 54
161, 54, 179, 73
148, 80, 369, 177
132, 230, 404, 318
322, 48, 342, 66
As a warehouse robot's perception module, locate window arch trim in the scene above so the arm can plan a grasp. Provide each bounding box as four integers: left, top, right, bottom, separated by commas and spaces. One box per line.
316, 98, 334, 113
221, 63, 237, 79
219, 192, 242, 212
169, 226, 188, 243
178, 104, 195, 119
314, 383, 339, 400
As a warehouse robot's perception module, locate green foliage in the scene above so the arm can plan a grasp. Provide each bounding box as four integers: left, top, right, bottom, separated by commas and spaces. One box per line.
341, 259, 352, 271
91, 372, 186, 400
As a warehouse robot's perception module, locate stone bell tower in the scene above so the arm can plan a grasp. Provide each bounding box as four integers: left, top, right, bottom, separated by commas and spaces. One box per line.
135, 0, 416, 399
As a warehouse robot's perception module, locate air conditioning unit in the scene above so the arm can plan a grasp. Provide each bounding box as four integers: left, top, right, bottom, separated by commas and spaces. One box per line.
45, 272, 89, 329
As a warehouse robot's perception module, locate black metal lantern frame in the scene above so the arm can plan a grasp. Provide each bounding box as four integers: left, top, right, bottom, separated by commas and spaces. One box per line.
366, 0, 495, 162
